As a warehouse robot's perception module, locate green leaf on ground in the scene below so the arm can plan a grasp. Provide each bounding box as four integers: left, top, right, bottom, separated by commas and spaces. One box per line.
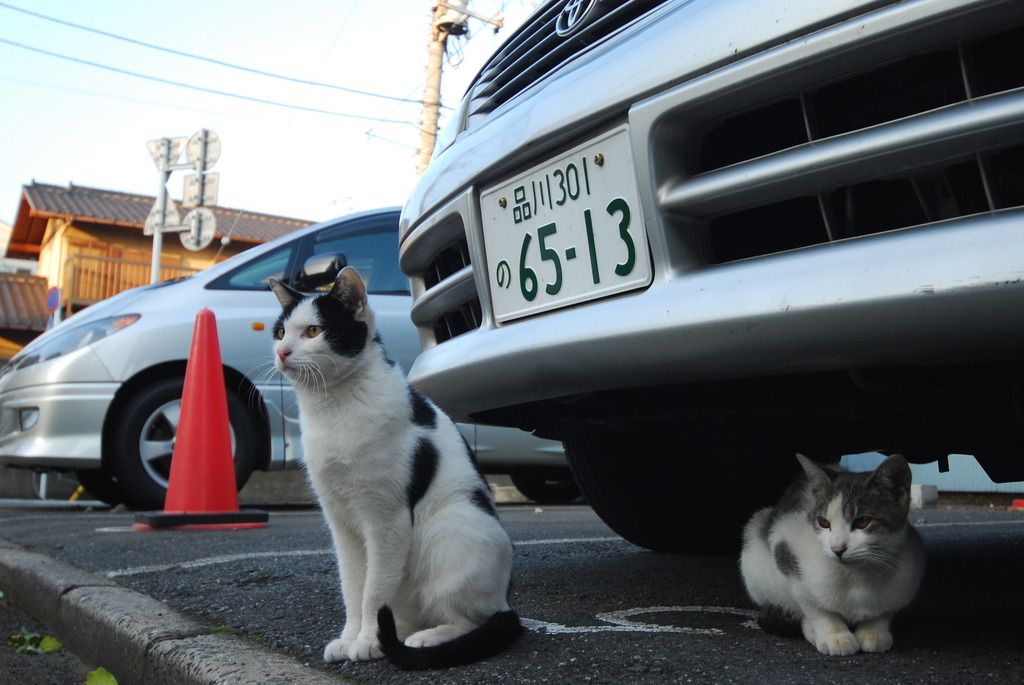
87, 667, 119, 685
7, 626, 62, 653
37, 635, 62, 652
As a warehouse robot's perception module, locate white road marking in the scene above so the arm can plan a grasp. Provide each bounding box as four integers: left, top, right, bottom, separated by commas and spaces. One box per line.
914, 519, 1024, 528
98, 534, 783, 638
103, 535, 625, 577
522, 605, 758, 635
97, 519, 1024, 578
105, 549, 330, 578
515, 536, 622, 546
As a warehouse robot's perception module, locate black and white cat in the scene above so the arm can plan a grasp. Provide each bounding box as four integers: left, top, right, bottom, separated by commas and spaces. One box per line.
740, 454, 925, 656
269, 267, 521, 670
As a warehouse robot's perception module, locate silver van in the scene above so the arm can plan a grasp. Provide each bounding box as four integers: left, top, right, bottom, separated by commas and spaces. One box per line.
0, 208, 573, 509
399, 0, 1024, 551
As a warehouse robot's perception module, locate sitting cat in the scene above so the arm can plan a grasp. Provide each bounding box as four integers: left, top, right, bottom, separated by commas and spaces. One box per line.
740, 453, 924, 656
269, 267, 521, 670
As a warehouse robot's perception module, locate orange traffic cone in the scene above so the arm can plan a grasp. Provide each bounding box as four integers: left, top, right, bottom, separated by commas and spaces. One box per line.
134, 308, 268, 530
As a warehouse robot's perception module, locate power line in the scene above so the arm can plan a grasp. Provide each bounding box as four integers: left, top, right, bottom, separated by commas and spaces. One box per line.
0, 36, 420, 125
364, 131, 420, 152
0, 0, 421, 106
367, 79, 435, 139
0, 74, 293, 124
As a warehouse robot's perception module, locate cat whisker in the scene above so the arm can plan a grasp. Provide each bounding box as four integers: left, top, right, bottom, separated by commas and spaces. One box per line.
234, 362, 285, 420
293, 360, 328, 399
856, 548, 902, 572
311, 352, 351, 380
249, 361, 281, 384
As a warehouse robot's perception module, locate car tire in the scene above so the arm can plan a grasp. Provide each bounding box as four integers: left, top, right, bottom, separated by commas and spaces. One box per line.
565, 429, 780, 554
509, 467, 581, 504
107, 376, 260, 510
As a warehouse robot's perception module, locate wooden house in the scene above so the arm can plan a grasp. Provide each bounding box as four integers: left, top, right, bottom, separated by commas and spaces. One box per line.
1, 181, 313, 357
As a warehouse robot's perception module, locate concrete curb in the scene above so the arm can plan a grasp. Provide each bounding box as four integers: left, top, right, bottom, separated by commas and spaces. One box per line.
0, 537, 341, 685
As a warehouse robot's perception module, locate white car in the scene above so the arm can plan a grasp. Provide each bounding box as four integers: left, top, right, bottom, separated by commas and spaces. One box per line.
0, 208, 576, 509
400, 0, 1024, 552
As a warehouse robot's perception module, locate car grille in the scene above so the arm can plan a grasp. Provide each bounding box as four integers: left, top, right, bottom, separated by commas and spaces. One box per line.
403, 202, 486, 345
410, 0, 673, 347
422, 235, 483, 342
465, 0, 669, 124
657, 16, 1024, 265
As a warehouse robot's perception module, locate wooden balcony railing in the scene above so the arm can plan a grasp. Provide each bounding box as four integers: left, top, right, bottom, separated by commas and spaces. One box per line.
62, 255, 198, 316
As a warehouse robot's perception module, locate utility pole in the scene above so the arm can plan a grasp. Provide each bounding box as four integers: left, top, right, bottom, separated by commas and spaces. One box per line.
416, 2, 504, 175
417, 3, 462, 175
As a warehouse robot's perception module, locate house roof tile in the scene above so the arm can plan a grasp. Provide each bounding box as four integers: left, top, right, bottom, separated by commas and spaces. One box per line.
0, 274, 50, 331
9, 182, 314, 258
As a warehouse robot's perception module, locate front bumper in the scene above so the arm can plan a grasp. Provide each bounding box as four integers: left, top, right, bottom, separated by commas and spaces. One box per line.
0, 381, 117, 469
407, 211, 1024, 421
401, 0, 1024, 422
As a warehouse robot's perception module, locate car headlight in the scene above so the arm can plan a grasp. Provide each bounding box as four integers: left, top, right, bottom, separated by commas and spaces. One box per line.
433, 95, 470, 158
10, 314, 141, 372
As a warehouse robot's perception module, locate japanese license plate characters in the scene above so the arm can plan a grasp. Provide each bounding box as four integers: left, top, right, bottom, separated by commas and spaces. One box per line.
481, 127, 651, 323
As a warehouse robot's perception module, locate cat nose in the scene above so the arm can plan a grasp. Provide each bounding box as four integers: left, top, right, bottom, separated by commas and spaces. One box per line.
277, 348, 291, 361
831, 545, 846, 558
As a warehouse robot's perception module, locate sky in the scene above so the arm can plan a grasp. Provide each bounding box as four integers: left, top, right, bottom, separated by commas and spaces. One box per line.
0, 0, 535, 228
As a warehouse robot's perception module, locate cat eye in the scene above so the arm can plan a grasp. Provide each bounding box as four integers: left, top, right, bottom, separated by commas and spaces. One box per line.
816, 517, 831, 529
306, 325, 324, 338
273, 328, 284, 340
853, 516, 873, 530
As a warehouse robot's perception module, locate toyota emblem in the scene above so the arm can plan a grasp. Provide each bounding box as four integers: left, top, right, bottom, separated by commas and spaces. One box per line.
555, 0, 599, 37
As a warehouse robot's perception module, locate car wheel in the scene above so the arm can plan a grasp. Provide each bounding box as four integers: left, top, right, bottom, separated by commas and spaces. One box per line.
74, 469, 127, 506
107, 376, 260, 510
509, 467, 581, 504
565, 428, 780, 554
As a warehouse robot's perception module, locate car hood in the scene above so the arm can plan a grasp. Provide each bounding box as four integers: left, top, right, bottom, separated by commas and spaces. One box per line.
12, 278, 186, 361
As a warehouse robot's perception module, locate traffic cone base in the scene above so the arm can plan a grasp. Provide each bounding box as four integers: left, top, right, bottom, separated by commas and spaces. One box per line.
132, 510, 268, 530
134, 308, 268, 531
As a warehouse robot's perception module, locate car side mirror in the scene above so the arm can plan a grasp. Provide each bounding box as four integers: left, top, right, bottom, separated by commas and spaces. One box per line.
294, 253, 347, 292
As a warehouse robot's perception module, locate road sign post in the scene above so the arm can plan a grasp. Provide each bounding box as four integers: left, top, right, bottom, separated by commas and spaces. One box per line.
45, 286, 62, 327
181, 207, 217, 251
146, 129, 221, 282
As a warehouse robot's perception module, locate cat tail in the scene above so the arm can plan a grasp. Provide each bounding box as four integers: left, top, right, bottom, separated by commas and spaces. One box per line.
377, 605, 522, 670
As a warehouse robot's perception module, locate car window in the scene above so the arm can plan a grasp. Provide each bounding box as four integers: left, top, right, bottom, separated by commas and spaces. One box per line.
312, 216, 408, 295
210, 243, 298, 291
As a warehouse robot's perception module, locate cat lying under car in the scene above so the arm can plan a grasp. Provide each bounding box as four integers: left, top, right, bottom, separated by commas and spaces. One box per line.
270, 267, 521, 670
740, 453, 925, 656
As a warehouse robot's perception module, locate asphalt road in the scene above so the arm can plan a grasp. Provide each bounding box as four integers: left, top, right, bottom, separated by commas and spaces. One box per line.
1, 501, 1023, 684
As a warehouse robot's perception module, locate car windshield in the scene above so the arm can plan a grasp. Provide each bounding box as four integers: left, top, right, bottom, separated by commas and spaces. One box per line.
208, 212, 407, 294
314, 221, 409, 294
214, 243, 296, 290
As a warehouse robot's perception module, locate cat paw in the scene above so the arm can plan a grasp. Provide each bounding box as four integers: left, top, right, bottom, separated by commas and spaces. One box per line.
323, 638, 351, 663
856, 628, 894, 653
815, 631, 860, 656
323, 636, 383, 662
346, 637, 384, 662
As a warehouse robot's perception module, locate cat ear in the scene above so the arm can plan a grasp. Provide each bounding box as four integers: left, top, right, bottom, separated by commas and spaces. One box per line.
866, 453, 912, 505
269, 278, 303, 309
796, 454, 833, 495
329, 266, 369, 320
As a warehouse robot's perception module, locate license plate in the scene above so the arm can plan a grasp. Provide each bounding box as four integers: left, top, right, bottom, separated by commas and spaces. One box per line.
481, 126, 650, 323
